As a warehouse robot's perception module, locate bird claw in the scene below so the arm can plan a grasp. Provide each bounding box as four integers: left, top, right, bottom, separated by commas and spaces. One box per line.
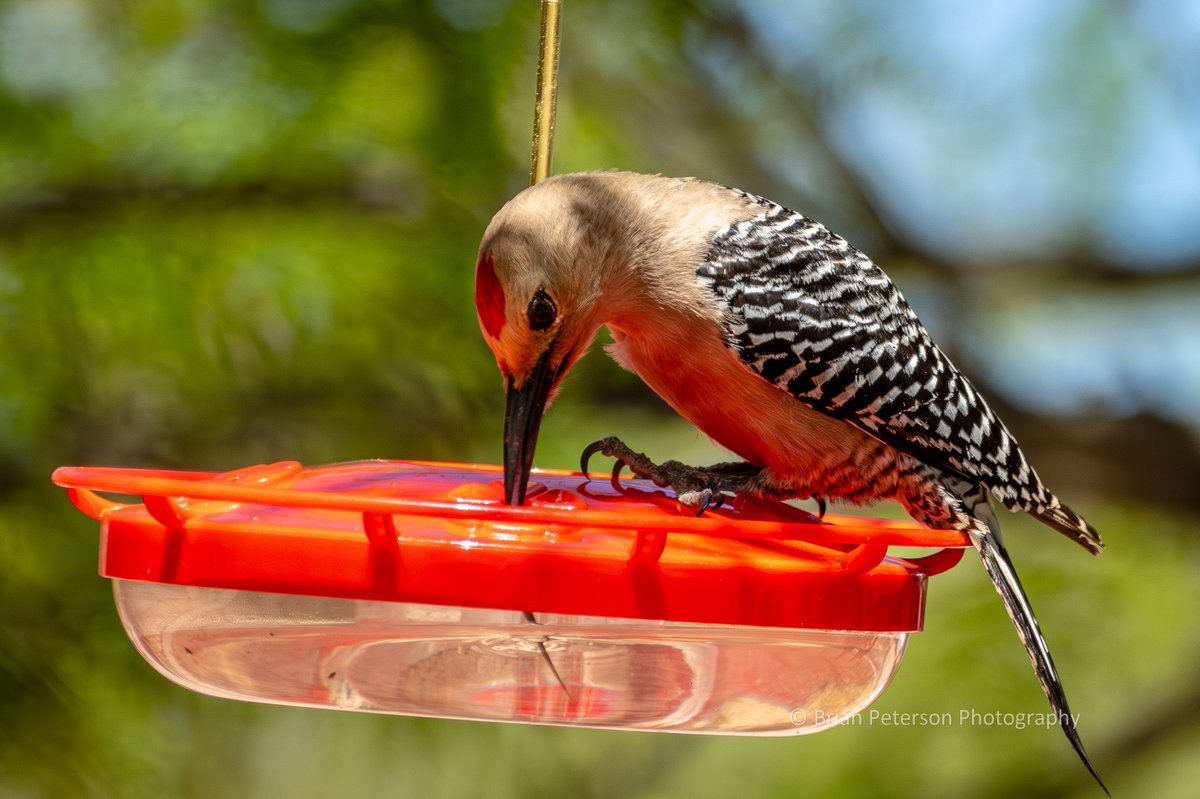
579, 436, 755, 515
610, 459, 625, 492
579, 438, 607, 476
816, 495, 827, 520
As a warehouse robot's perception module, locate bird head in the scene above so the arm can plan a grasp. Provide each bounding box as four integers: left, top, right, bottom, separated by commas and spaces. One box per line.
474, 179, 610, 505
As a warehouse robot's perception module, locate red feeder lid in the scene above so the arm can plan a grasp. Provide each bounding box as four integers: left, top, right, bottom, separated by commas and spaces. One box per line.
52, 460, 969, 633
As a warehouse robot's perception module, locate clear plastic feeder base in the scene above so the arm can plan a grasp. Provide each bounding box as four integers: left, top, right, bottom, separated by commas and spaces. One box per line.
116, 580, 908, 735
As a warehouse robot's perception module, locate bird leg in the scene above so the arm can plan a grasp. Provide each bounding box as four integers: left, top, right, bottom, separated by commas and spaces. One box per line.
581, 436, 764, 515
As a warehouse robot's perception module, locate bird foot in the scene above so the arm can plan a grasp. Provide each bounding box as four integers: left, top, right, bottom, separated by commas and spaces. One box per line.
580, 436, 763, 515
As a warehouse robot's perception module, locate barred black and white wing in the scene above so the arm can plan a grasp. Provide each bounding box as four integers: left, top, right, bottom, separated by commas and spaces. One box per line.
696, 195, 1101, 553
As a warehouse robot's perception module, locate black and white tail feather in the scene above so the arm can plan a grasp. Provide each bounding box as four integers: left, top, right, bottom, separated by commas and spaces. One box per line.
944, 476, 1109, 795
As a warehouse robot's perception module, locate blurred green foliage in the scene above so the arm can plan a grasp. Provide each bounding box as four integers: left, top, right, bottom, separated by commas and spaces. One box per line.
1, 1, 1198, 797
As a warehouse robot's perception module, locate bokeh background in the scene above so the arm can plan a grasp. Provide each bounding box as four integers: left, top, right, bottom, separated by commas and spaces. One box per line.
3, 1, 1199, 796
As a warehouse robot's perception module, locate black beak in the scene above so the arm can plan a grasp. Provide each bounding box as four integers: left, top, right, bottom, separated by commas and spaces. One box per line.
504, 350, 555, 505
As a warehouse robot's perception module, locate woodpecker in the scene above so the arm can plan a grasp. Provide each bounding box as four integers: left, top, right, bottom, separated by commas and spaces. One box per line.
475, 171, 1106, 791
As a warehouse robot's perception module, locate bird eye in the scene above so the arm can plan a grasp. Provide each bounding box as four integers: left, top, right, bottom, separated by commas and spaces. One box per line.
527, 289, 557, 332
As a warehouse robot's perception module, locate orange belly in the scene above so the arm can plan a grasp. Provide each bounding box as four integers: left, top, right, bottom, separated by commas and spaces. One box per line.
605, 320, 912, 503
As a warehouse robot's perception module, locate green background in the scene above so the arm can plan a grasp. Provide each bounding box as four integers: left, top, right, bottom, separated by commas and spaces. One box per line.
2, 1, 1198, 797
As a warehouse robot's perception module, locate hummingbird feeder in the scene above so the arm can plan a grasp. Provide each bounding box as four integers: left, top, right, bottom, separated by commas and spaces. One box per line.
53, 459, 967, 734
